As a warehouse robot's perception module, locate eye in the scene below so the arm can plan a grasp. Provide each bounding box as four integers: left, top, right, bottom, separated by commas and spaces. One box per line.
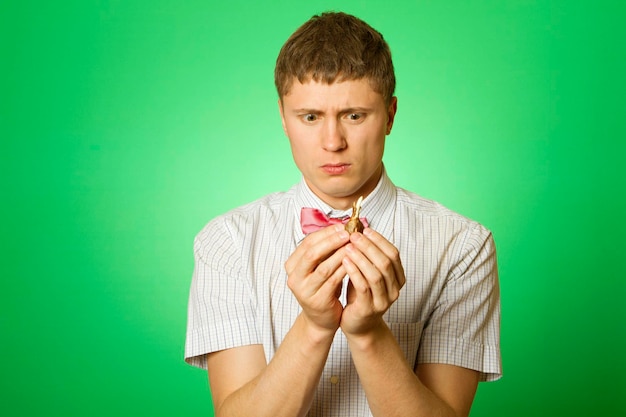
302, 113, 318, 123
346, 113, 364, 122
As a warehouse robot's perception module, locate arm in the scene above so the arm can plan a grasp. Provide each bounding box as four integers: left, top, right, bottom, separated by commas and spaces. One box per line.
341, 228, 479, 417
207, 314, 334, 417
207, 224, 351, 417
346, 324, 479, 417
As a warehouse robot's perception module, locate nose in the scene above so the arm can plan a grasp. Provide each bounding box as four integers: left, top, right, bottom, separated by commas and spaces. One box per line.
322, 118, 347, 152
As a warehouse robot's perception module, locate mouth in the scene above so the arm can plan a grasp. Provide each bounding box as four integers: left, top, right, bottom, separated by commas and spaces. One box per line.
321, 163, 350, 175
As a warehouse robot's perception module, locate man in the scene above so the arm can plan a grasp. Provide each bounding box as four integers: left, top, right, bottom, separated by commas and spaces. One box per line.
185, 11, 501, 417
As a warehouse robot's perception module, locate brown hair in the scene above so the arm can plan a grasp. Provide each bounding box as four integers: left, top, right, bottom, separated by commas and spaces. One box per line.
274, 12, 396, 104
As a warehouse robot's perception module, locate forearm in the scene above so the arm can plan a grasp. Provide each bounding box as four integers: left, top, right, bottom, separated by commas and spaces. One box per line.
216, 313, 335, 417
346, 323, 457, 417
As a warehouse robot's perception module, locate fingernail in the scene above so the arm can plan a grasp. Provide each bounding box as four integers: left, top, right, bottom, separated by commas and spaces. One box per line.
351, 232, 361, 241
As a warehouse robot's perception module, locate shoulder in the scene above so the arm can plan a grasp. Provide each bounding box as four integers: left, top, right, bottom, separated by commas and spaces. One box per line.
394, 186, 494, 246
193, 189, 295, 258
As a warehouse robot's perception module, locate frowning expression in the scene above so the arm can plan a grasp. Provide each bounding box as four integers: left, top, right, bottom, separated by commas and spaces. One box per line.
279, 78, 397, 210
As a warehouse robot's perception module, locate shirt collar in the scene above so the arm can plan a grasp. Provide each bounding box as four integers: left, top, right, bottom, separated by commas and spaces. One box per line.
292, 167, 397, 243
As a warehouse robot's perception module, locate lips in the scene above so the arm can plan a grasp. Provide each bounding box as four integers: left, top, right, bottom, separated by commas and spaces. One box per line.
321, 163, 350, 175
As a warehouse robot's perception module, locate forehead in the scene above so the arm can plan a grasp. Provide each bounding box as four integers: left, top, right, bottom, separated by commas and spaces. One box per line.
282, 78, 385, 108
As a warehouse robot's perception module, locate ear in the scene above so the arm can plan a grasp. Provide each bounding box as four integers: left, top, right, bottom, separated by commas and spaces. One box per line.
278, 99, 288, 136
386, 96, 398, 135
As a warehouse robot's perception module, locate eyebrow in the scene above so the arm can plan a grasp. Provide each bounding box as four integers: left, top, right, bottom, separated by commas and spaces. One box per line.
291, 108, 321, 114
291, 107, 373, 114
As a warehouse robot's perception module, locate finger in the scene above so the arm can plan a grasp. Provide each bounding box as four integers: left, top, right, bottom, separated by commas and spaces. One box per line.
321, 262, 347, 298
348, 232, 398, 295
342, 256, 372, 304
285, 225, 350, 275
344, 243, 389, 307
306, 246, 348, 292
288, 247, 346, 300
359, 229, 406, 288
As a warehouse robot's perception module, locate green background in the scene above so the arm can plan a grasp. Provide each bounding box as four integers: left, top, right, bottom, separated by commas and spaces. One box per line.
2, 0, 625, 415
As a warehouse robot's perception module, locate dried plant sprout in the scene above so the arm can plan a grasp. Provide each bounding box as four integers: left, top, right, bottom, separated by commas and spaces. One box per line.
345, 196, 364, 234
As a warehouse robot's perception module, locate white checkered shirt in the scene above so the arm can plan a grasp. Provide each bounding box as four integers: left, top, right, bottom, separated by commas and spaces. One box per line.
185, 170, 501, 416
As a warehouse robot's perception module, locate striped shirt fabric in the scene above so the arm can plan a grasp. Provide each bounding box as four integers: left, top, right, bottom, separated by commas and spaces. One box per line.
185, 170, 501, 416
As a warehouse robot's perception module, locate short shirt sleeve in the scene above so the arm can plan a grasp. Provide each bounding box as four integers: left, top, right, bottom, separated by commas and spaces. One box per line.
184, 218, 260, 369
417, 224, 502, 381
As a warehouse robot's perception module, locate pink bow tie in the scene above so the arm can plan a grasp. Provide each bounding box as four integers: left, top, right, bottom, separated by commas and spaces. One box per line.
300, 207, 369, 234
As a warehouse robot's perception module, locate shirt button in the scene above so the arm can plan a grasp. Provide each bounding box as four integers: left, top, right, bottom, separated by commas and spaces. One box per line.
329, 375, 339, 384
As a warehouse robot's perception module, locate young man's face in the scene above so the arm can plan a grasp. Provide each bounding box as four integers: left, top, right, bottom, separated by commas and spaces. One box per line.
279, 78, 397, 210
